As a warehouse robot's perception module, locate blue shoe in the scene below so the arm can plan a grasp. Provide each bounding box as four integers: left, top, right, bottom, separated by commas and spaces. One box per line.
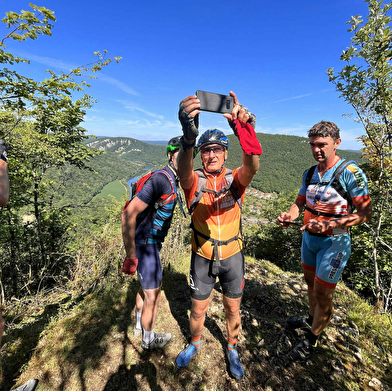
175, 344, 200, 368
226, 349, 244, 380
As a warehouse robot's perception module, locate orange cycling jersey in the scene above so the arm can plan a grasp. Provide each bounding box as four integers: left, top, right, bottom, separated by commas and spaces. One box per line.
183, 167, 246, 260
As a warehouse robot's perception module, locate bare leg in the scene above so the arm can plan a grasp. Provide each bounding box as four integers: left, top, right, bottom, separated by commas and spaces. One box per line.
189, 297, 209, 337
222, 296, 241, 339
311, 281, 334, 336
141, 287, 161, 332
303, 268, 316, 317
135, 287, 144, 313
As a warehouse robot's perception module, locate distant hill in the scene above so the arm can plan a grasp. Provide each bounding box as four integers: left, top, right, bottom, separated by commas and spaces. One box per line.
85, 134, 363, 194
226, 132, 363, 194
85, 137, 167, 168
142, 140, 168, 145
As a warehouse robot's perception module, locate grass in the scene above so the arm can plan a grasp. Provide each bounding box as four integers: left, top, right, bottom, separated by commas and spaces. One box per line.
1, 247, 392, 390
94, 180, 128, 201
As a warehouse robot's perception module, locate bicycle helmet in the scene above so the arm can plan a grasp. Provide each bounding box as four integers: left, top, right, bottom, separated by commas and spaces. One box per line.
196, 129, 230, 152
166, 136, 181, 156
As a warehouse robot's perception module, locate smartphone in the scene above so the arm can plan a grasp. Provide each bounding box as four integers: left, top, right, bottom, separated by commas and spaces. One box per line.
196, 90, 234, 114
277, 219, 302, 226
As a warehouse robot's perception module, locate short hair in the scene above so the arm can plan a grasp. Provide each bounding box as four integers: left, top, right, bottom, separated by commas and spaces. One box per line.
308, 121, 340, 141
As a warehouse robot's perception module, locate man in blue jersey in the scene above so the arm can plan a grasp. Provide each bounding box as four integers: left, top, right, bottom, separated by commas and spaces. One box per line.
122, 136, 182, 351
278, 121, 372, 361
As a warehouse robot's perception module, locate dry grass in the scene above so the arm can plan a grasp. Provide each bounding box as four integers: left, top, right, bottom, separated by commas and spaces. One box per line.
1, 256, 392, 391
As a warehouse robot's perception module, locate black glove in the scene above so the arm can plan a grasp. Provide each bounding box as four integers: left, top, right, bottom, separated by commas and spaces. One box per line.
0, 139, 7, 162
178, 103, 199, 140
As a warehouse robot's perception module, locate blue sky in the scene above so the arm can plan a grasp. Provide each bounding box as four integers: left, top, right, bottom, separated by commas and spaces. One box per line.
2, 0, 372, 150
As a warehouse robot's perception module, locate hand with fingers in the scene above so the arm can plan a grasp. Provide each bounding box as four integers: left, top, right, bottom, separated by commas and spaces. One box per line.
178, 95, 200, 141
223, 92, 262, 156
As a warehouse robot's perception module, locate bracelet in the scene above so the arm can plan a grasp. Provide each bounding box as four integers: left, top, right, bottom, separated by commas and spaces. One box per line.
0, 153, 7, 163
180, 136, 195, 152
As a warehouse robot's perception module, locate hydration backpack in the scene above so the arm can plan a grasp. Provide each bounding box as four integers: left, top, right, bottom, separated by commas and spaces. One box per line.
188, 168, 242, 214
123, 169, 183, 226
304, 159, 356, 217
189, 168, 243, 267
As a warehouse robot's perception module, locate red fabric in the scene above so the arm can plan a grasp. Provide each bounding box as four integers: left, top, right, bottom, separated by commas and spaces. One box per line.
232, 119, 262, 155
122, 257, 138, 275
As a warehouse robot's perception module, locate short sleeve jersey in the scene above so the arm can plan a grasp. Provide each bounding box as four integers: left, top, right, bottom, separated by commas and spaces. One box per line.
183, 167, 246, 260
135, 166, 178, 244
296, 158, 371, 235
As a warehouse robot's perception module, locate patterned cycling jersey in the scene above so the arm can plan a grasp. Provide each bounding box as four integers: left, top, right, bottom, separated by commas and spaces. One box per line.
297, 158, 371, 235
135, 166, 178, 244
183, 167, 246, 260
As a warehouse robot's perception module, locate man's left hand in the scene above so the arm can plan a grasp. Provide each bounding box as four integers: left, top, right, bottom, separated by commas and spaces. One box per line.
122, 257, 138, 275
304, 219, 329, 233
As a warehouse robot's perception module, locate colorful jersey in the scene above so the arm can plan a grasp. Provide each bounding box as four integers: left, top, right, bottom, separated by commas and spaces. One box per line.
183, 167, 246, 260
135, 166, 178, 244
297, 158, 371, 235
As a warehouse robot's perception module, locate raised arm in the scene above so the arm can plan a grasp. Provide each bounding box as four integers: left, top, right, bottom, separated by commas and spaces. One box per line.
223, 92, 262, 187
177, 95, 200, 189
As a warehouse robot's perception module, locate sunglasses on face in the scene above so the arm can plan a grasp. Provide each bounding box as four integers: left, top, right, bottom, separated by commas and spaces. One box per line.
201, 146, 225, 156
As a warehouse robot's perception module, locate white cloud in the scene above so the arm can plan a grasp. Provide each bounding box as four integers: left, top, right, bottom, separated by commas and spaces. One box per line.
271, 93, 313, 103
115, 100, 164, 119
15, 52, 139, 96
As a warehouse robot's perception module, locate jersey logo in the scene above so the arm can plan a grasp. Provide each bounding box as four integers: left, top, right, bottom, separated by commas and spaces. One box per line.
353, 171, 365, 189
328, 252, 344, 280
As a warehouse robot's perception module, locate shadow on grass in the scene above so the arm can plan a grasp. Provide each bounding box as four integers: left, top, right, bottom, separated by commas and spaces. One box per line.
55, 281, 140, 391
1, 295, 72, 391
239, 261, 357, 391
162, 267, 226, 350
103, 362, 162, 391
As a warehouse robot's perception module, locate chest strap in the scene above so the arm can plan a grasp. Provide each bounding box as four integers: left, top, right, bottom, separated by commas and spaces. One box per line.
190, 221, 242, 273
304, 205, 346, 218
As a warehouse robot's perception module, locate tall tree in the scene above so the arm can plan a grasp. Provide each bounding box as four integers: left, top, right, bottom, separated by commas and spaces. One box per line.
327, 0, 392, 312
0, 4, 121, 297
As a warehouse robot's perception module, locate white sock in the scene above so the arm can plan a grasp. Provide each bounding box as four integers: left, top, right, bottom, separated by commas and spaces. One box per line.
143, 329, 155, 344
136, 311, 142, 330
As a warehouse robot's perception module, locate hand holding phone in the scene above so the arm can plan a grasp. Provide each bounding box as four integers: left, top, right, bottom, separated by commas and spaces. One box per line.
196, 90, 234, 114
277, 219, 302, 227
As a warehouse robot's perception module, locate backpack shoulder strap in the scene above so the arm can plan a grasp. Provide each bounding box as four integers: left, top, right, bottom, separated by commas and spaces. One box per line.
330, 159, 356, 206
188, 169, 206, 214
305, 165, 317, 188
224, 168, 242, 209
152, 169, 176, 208
188, 168, 242, 214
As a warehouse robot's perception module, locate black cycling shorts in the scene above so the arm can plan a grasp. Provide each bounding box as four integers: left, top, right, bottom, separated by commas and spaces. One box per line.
189, 251, 245, 300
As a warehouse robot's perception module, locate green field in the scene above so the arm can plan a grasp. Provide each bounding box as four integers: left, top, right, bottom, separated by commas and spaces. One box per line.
95, 180, 128, 201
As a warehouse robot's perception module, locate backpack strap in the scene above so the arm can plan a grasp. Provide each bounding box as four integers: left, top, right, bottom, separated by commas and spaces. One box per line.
189, 168, 243, 272
190, 220, 242, 275
153, 169, 186, 217
188, 168, 242, 214
153, 169, 176, 208
329, 160, 355, 207
304, 159, 356, 217
305, 165, 317, 188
